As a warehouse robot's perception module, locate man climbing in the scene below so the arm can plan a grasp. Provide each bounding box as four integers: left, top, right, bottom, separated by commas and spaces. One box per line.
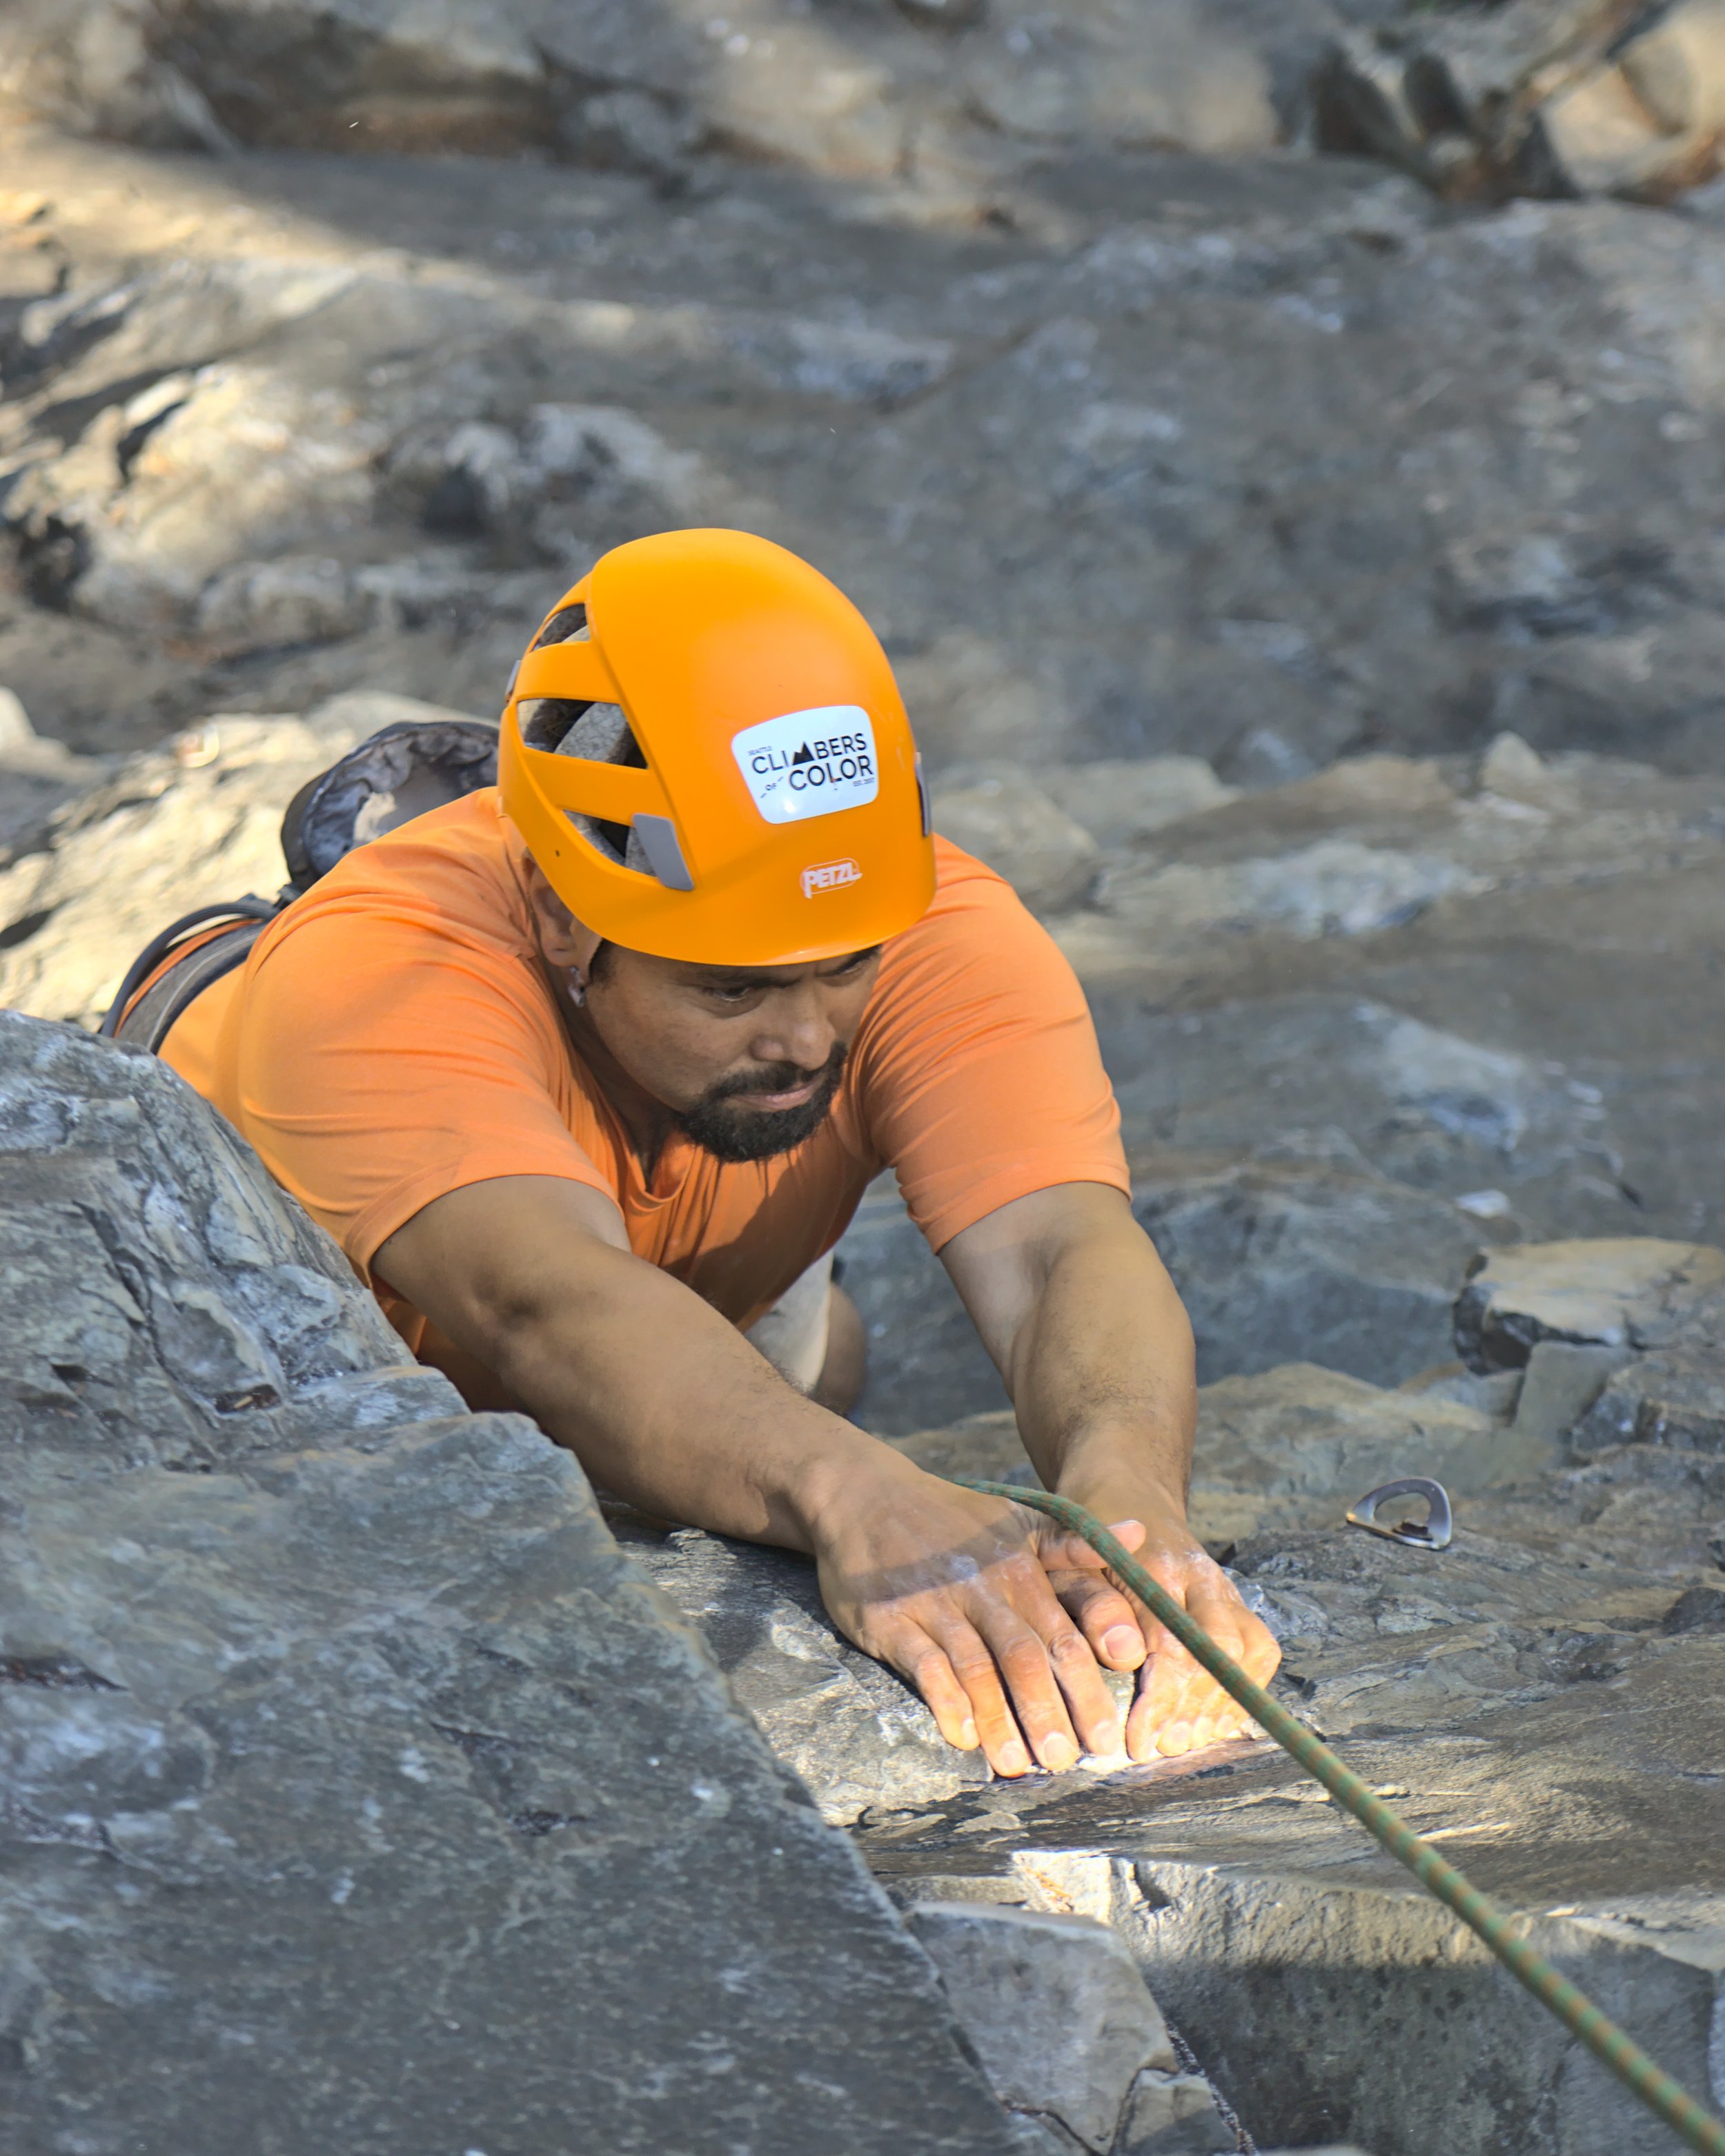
161, 527, 1279, 1776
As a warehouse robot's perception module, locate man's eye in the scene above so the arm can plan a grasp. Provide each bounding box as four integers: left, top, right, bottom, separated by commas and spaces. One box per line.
708, 984, 754, 1006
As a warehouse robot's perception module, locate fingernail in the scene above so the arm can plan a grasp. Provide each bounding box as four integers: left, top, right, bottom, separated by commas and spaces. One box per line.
998, 1741, 1030, 1775
1102, 1625, 1142, 1664
1161, 1721, 1191, 1753
959, 1718, 977, 1747
1041, 1734, 1078, 1772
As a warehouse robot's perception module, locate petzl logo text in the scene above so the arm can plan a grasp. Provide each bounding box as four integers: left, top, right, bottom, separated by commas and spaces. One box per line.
731, 705, 880, 824
801, 858, 862, 899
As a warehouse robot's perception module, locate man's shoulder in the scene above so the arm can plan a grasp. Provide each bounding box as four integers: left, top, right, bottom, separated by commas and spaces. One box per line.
907, 834, 1035, 937
865, 833, 1083, 1029
891, 832, 1049, 952
929, 832, 1014, 899
261, 785, 535, 959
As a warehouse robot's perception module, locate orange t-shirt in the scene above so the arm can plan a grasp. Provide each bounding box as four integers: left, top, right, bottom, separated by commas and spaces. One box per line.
166, 789, 1127, 1343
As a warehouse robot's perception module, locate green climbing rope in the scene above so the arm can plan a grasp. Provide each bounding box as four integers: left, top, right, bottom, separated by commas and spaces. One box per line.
956, 1478, 1725, 2156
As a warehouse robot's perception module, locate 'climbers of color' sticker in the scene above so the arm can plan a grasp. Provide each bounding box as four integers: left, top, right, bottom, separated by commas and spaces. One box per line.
731, 706, 878, 824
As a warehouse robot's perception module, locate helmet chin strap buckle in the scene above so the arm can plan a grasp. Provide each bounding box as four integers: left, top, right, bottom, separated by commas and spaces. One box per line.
1346, 1476, 1453, 1551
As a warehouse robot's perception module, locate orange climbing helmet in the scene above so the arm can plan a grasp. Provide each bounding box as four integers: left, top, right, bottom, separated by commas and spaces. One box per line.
497, 528, 935, 966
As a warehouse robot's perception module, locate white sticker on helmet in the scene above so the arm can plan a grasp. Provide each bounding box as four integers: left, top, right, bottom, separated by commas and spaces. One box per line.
731, 705, 878, 824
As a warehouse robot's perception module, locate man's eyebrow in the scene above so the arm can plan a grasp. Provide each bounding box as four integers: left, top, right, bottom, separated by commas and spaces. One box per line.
684, 948, 883, 990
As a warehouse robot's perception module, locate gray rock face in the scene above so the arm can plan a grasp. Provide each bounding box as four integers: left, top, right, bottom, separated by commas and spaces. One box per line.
930, 767, 1102, 917
17, 118, 1725, 810
1454, 1235, 1725, 1456
1581, 1334, 1725, 1451
616, 1516, 990, 1824
906, 1903, 1232, 2156
1192, 1360, 1545, 1523
1319, 0, 1725, 203
0, 1010, 1026, 2156
1134, 1155, 1491, 1388
0, 0, 1343, 177
1455, 1236, 1725, 1370
0, 692, 475, 1026
857, 1422, 1725, 2153
1102, 986, 1630, 1235
1070, 742, 1725, 995
0, 687, 96, 868
0, 1004, 457, 1460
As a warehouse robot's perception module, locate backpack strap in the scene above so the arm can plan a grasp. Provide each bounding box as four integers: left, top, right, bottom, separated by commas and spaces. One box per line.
101, 716, 500, 1056
99, 899, 282, 1048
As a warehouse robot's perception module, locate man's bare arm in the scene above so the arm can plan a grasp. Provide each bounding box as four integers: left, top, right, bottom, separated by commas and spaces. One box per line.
940, 1182, 1281, 1758
375, 1174, 1137, 1776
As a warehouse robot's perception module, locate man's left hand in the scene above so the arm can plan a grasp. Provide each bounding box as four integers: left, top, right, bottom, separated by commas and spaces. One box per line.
1041, 1507, 1281, 1759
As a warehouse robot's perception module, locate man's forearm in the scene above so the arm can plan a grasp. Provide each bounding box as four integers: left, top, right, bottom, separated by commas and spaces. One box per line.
501, 1249, 898, 1542
943, 1182, 1280, 1759
376, 1174, 1156, 1778
378, 1177, 891, 1550
1009, 1222, 1196, 1515
945, 1184, 1197, 1517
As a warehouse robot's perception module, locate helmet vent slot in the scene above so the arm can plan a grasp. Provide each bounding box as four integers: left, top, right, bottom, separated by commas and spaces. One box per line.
533, 602, 589, 647
569, 812, 653, 876
558, 703, 638, 767
520, 696, 587, 753
542, 699, 658, 876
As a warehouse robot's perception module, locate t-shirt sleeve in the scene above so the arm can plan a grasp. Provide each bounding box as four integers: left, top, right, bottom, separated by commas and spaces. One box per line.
856, 843, 1130, 1251
209, 906, 616, 1274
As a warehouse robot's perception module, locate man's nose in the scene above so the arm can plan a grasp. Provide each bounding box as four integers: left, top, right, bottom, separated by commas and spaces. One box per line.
751, 990, 836, 1072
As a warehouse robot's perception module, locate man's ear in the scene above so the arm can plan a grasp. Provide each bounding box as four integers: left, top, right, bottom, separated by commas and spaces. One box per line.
522, 856, 602, 974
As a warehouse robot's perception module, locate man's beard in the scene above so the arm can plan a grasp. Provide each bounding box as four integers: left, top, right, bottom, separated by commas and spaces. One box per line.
676, 1043, 847, 1164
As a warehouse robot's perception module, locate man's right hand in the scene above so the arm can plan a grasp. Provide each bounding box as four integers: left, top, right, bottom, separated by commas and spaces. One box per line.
807, 1460, 1136, 1776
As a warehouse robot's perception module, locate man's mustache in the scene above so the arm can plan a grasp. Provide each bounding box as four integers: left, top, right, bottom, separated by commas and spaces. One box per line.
700, 1043, 847, 1107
